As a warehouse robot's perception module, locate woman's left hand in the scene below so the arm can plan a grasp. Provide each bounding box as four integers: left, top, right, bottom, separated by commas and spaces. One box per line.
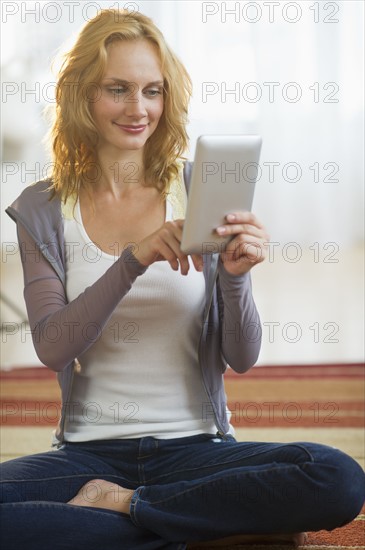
216, 212, 270, 276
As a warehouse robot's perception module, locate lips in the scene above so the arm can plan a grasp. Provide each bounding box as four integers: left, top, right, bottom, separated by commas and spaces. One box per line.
114, 123, 147, 134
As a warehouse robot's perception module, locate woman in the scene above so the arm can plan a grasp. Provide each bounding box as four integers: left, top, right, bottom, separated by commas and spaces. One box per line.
1, 9, 364, 550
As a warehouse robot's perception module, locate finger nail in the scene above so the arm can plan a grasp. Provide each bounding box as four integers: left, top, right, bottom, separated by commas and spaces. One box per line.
226, 214, 235, 221
216, 226, 226, 234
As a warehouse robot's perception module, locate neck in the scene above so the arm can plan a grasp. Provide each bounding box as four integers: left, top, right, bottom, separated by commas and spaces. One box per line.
92, 147, 146, 199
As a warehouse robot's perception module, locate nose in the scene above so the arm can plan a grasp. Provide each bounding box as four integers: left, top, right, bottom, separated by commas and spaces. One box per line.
124, 86, 148, 119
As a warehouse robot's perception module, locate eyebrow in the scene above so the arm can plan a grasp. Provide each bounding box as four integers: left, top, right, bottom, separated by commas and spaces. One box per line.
103, 78, 164, 86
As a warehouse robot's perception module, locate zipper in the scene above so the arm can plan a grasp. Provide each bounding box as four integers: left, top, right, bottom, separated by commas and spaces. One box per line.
198, 253, 228, 437
198, 324, 225, 435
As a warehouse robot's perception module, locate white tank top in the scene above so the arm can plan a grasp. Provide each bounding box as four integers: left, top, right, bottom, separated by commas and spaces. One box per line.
62, 196, 217, 440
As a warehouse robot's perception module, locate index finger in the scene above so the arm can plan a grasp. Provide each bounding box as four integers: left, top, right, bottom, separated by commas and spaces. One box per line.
191, 253, 204, 272
225, 211, 264, 229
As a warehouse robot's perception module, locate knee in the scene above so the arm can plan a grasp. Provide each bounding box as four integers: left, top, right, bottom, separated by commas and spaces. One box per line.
334, 450, 365, 525
307, 444, 365, 528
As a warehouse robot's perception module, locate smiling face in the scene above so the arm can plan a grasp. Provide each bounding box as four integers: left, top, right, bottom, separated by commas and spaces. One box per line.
90, 39, 164, 156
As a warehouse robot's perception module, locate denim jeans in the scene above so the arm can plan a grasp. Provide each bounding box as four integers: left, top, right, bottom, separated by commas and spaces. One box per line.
1, 433, 364, 550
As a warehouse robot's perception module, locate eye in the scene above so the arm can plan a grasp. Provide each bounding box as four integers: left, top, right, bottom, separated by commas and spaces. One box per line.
145, 89, 163, 97
108, 87, 127, 95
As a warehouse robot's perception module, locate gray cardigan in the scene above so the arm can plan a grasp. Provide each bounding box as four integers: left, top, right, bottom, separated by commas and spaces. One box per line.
5, 162, 261, 443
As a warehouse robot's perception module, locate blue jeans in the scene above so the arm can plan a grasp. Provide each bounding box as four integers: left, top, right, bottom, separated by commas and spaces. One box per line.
1, 433, 364, 550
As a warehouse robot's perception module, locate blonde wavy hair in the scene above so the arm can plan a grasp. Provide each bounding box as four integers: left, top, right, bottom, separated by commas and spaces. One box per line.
48, 8, 192, 202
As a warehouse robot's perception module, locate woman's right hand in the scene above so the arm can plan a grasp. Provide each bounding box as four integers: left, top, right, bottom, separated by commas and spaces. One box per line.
133, 219, 203, 276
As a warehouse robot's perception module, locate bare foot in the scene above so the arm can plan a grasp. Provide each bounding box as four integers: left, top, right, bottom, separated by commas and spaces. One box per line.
67, 479, 134, 515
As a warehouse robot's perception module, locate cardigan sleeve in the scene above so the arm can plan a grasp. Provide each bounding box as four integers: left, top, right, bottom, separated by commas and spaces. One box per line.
217, 258, 262, 373
16, 223, 148, 372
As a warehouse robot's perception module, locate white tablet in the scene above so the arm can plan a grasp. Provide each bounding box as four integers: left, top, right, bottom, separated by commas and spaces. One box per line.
181, 134, 262, 254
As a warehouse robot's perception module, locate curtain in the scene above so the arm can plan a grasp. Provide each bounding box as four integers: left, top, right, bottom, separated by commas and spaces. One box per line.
1, 1, 363, 246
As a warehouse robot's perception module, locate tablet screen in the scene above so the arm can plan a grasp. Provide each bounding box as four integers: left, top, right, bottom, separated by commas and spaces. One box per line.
181, 135, 262, 254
